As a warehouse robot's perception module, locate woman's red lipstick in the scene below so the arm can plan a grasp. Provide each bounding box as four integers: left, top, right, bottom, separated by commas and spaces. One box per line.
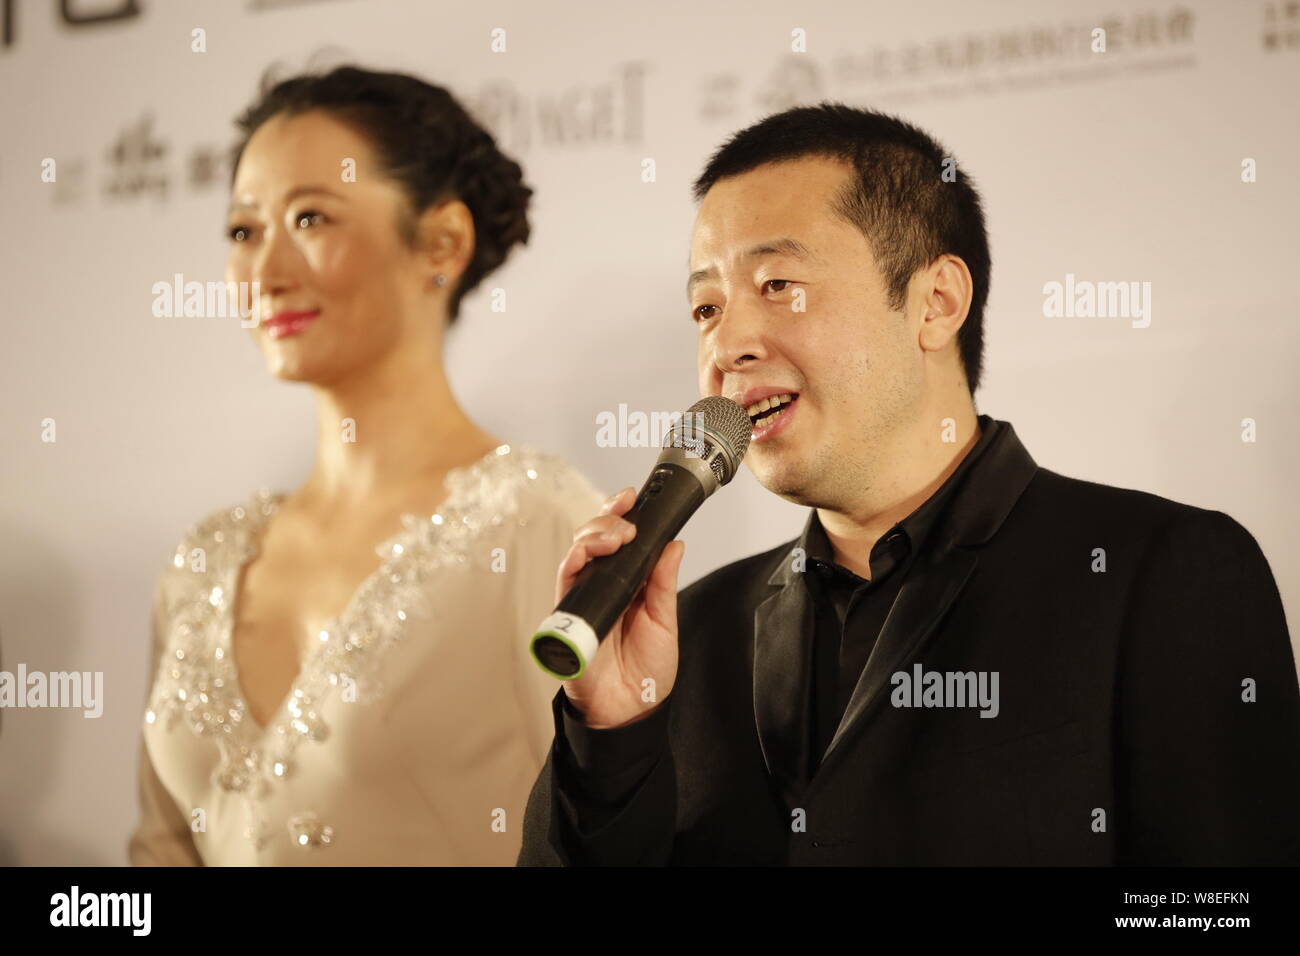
263, 309, 320, 339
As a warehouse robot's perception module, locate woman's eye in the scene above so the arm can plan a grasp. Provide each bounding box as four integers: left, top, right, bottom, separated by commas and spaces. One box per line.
294, 210, 324, 229
763, 279, 792, 294
227, 224, 252, 242
692, 305, 720, 323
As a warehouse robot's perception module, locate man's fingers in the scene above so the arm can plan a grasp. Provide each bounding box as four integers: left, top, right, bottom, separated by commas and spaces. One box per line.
555, 521, 638, 599
571, 519, 636, 553
598, 486, 637, 516
573, 512, 636, 544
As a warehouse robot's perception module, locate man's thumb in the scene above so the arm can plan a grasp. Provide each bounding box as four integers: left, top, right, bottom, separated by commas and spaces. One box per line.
647, 540, 684, 610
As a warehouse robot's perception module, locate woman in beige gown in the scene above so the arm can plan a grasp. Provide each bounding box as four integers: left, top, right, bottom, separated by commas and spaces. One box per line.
128, 66, 604, 865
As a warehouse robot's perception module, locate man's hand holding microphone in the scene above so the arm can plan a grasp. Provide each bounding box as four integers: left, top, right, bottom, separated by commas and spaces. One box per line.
527, 396, 752, 721
556, 486, 684, 728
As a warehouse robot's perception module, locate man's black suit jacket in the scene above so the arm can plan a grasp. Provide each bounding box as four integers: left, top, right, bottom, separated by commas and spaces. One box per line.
518, 417, 1300, 865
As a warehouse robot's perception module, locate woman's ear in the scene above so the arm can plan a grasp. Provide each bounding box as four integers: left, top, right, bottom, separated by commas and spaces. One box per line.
414, 199, 475, 291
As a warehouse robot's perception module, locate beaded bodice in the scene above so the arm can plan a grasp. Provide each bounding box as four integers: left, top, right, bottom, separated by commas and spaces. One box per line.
143, 442, 589, 852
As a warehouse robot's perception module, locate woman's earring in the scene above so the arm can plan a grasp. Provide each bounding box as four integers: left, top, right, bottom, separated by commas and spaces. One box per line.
433, 274, 447, 288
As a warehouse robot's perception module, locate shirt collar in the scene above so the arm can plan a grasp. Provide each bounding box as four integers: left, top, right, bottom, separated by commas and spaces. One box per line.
778, 414, 1007, 585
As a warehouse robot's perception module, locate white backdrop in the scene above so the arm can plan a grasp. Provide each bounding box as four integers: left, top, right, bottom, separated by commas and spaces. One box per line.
1, 0, 1296, 864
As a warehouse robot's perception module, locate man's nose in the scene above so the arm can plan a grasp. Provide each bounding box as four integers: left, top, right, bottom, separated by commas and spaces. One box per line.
710, 298, 768, 373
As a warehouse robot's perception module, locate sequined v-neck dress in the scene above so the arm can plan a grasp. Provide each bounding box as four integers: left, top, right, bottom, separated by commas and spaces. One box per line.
128, 444, 604, 865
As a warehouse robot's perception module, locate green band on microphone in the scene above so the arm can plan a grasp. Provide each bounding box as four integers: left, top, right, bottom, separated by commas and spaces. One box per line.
530, 611, 600, 680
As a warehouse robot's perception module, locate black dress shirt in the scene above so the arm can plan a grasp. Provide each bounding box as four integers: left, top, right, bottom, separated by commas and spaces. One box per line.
803, 415, 1002, 771
559, 415, 1005, 808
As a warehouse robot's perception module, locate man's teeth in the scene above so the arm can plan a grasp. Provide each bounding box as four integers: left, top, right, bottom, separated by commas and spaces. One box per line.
746, 392, 796, 428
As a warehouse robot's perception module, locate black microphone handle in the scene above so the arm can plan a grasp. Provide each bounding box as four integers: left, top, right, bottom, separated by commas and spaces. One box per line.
555, 460, 707, 641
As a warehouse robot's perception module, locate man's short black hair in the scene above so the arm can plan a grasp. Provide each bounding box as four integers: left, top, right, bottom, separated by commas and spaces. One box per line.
692, 102, 990, 394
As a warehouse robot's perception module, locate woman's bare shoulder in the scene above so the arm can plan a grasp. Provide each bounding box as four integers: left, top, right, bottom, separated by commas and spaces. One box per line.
483, 444, 606, 530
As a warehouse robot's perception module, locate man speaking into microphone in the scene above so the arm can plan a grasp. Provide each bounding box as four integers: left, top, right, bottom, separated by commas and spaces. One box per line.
518, 104, 1300, 866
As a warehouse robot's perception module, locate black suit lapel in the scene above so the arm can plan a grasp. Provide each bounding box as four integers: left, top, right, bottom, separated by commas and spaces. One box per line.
817, 544, 978, 774
751, 417, 1040, 791
752, 549, 815, 807
812, 417, 1039, 779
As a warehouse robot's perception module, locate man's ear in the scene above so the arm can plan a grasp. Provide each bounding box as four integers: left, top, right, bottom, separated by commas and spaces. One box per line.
917, 254, 973, 353
413, 199, 476, 289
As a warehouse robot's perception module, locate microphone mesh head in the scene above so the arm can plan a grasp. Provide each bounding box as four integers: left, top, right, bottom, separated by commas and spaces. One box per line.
669, 396, 753, 486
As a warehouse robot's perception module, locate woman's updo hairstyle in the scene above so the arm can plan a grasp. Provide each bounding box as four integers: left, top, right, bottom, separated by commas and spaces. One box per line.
230, 65, 532, 323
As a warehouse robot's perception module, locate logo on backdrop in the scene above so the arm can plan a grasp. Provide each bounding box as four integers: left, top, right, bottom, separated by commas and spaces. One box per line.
698, 6, 1198, 122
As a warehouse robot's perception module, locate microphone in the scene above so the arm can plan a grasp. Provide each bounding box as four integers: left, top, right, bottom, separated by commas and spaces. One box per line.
530, 396, 753, 680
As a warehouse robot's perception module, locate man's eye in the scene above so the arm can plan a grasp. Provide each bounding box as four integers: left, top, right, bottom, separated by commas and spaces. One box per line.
692, 305, 720, 323
295, 210, 325, 229
764, 279, 792, 294
227, 225, 252, 242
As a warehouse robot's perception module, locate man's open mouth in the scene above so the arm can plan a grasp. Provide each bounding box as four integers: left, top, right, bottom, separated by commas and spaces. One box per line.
745, 392, 798, 430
